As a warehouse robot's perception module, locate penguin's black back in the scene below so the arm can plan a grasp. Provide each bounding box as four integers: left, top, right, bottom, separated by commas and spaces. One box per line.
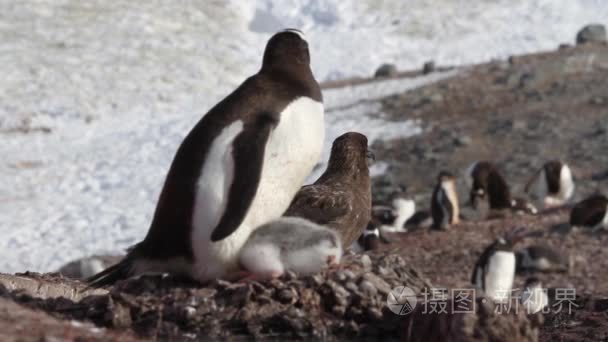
544, 160, 563, 194
138, 32, 322, 260
471, 239, 512, 287
472, 162, 512, 209
570, 194, 608, 227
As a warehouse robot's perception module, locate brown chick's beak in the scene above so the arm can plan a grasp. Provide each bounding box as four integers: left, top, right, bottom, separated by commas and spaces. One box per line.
366, 150, 375, 162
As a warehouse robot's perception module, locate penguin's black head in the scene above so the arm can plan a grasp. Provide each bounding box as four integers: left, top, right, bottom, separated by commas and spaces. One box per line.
437, 171, 455, 183
524, 277, 542, 288
262, 29, 310, 69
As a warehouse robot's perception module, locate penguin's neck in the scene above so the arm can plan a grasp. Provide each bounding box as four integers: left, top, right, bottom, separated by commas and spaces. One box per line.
317, 158, 368, 186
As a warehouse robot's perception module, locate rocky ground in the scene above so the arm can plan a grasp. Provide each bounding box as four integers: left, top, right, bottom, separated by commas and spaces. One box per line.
1, 41, 608, 340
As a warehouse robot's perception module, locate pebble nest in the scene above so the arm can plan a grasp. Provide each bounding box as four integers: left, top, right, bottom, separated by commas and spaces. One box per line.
4, 253, 431, 340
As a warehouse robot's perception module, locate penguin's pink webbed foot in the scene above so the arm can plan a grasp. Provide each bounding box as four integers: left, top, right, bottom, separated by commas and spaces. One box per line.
325, 255, 343, 272
222, 271, 251, 283
236, 270, 283, 283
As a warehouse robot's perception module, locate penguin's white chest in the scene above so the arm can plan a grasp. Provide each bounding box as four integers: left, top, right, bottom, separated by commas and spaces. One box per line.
190, 97, 324, 281
484, 251, 515, 303
246, 97, 325, 226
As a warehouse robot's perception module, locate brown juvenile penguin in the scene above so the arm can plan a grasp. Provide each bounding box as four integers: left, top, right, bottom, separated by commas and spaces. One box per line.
464, 161, 512, 210
284, 132, 372, 247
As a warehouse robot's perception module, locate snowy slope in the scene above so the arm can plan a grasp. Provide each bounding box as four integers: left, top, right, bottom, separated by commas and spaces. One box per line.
0, 0, 607, 273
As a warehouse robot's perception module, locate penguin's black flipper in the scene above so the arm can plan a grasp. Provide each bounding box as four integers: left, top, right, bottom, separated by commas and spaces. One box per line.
86, 255, 134, 288
211, 112, 278, 242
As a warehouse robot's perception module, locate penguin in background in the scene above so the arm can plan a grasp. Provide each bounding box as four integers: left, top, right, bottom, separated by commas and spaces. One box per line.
569, 194, 608, 231
515, 244, 570, 274
471, 227, 528, 303
525, 160, 575, 209
465, 161, 537, 217
464, 161, 512, 210
520, 277, 549, 314
509, 197, 538, 215
373, 192, 416, 234
88, 29, 325, 287
350, 222, 381, 253
430, 171, 460, 230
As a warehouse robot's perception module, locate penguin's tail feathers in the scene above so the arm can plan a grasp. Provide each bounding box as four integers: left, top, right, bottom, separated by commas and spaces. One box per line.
86, 254, 135, 288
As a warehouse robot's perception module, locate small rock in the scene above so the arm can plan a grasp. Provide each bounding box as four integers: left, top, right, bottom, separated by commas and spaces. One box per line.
359, 255, 373, 270
558, 43, 572, 50
183, 306, 197, 318
377, 266, 393, 277
361, 273, 392, 295
428, 93, 444, 103
310, 274, 325, 286
366, 307, 383, 321
453, 135, 472, 147
359, 280, 378, 296
335, 271, 347, 282
422, 60, 436, 74
345, 281, 359, 292
590, 96, 606, 105
374, 63, 398, 78
283, 270, 298, 281
342, 270, 356, 280
576, 24, 607, 44
332, 305, 346, 316
277, 288, 297, 304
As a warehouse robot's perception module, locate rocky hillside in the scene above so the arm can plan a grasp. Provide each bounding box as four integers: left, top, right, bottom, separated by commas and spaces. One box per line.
372, 42, 608, 207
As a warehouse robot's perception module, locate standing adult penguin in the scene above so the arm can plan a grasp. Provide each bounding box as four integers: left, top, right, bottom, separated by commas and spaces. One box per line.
471, 227, 528, 303
525, 160, 575, 208
430, 171, 460, 230
88, 29, 324, 286
284, 132, 372, 247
